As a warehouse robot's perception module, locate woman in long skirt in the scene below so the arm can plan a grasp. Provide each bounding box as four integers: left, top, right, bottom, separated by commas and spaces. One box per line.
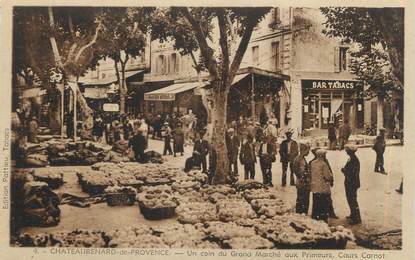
173, 123, 184, 156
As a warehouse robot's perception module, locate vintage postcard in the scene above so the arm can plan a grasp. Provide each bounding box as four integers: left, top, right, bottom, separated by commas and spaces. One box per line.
0, 0, 413, 259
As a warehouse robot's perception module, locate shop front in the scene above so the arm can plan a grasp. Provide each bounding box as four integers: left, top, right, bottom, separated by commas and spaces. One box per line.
143, 81, 208, 116
301, 79, 364, 131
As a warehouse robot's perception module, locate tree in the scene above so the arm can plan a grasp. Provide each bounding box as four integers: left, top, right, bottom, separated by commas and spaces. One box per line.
100, 7, 153, 114
349, 46, 402, 130
320, 7, 404, 89
320, 7, 404, 132
151, 7, 271, 184
46, 7, 105, 138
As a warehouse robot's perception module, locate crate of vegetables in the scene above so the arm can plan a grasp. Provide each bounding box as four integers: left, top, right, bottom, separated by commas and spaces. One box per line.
105, 186, 137, 206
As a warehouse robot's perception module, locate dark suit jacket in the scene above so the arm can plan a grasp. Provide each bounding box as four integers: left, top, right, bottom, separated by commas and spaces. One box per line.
342, 155, 360, 190
279, 139, 299, 162
373, 135, 386, 153
239, 141, 256, 165
226, 135, 239, 159
193, 139, 209, 157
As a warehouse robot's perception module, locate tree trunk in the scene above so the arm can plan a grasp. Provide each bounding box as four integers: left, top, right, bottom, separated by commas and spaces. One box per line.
67, 75, 94, 139
212, 88, 230, 184
119, 64, 127, 114
377, 95, 384, 133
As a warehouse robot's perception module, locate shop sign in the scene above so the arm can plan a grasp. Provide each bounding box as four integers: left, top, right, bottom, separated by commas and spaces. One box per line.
144, 93, 175, 101
302, 79, 357, 91
103, 103, 119, 112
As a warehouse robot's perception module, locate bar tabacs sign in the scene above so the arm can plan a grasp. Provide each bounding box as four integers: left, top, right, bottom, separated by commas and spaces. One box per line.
302, 79, 357, 90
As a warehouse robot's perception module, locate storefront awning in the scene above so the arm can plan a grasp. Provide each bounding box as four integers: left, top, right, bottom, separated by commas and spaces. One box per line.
79, 70, 144, 86
144, 81, 208, 101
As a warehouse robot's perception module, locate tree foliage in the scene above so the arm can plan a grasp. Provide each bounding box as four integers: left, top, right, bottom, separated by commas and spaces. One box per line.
320, 7, 404, 89
151, 7, 271, 184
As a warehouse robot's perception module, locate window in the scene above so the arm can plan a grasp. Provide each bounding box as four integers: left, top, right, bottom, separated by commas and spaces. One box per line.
335, 46, 349, 72
252, 46, 259, 65
169, 53, 178, 74
271, 41, 280, 71
157, 55, 165, 74
140, 49, 146, 63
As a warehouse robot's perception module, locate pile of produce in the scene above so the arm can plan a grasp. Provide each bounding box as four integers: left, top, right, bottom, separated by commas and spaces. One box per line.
242, 188, 279, 202
208, 192, 244, 204
106, 226, 166, 248
137, 185, 178, 220
235, 179, 266, 191
216, 200, 257, 222
172, 181, 201, 194
250, 198, 292, 218
357, 229, 402, 250
176, 202, 218, 224
202, 221, 274, 249
32, 169, 64, 189
77, 170, 112, 195
152, 223, 220, 249
200, 185, 236, 195
14, 229, 108, 247
254, 214, 354, 249
22, 181, 61, 227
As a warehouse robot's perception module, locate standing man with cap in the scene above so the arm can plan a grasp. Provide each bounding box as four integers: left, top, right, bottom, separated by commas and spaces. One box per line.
338, 119, 352, 150
293, 142, 311, 214
226, 128, 240, 176
310, 149, 333, 223
239, 134, 257, 180
373, 128, 387, 174
193, 132, 209, 173
163, 122, 173, 156
279, 129, 299, 186
342, 145, 362, 225
128, 128, 147, 163
258, 135, 276, 186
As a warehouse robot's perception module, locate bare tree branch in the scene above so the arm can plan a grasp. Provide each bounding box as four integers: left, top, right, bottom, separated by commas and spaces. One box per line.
178, 7, 219, 79
229, 19, 257, 84
48, 6, 64, 67
217, 10, 230, 89
74, 22, 102, 63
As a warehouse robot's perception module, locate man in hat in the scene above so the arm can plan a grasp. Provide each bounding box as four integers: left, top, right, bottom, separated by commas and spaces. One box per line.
373, 128, 387, 174
338, 119, 352, 150
279, 129, 299, 186
342, 145, 362, 225
226, 128, 240, 176
328, 121, 337, 150
239, 134, 257, 180
293, 142, 311, 214
258, 135, 276, 186
193, 132, 209, 173
310, 149, 333, 223
128, 128, 147, 163
163, 122, 173, 156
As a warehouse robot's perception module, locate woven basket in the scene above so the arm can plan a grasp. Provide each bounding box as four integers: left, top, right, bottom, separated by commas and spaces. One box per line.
138, 202, 176, 220
106, 192, 136, 206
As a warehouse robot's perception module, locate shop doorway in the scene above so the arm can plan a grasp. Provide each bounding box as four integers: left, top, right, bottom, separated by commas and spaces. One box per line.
320, 102, 331, 129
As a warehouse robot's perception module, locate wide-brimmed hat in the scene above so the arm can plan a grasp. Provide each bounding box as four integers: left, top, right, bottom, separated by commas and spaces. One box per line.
379, 128, 386, 132
227, 128, 235, 133
345, 145, 357, 153
163, 122, 169, 125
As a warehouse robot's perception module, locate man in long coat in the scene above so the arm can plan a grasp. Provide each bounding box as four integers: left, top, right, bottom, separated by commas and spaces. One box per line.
338, 119, 352, 150
27, 116, 39, 143
173, 123, 185, 157
373, 128, 387, 174
341, 145, 362, 225
239, 134, 256, 180
310, 149, 333, 223
128, 129, 147, 163
258, 136, 276, 187
292, 143, 311, 214
279, 129, 299, 186
226, 128, 240, 176
193, 132, 209, 173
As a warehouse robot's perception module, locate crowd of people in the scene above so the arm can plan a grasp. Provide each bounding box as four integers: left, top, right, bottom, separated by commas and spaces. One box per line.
14, 107, 395, 226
